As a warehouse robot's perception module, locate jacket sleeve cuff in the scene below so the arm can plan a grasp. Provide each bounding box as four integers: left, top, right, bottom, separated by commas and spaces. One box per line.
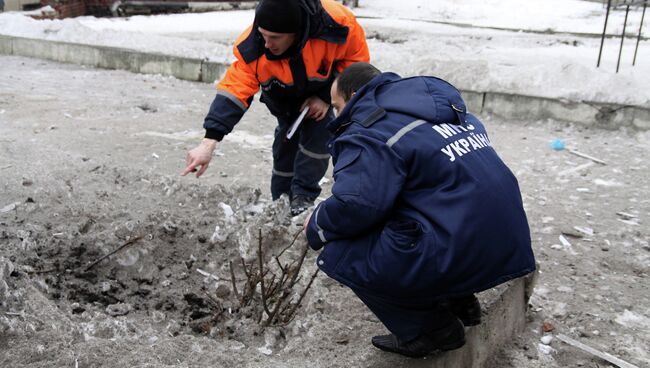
306, 205, 327, 250
204, 129, 225, 142
316, 86, 332, 105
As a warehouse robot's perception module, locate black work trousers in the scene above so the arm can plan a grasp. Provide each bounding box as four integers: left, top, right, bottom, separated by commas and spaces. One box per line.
352, 287, 458, 342
270, 112, 333, 200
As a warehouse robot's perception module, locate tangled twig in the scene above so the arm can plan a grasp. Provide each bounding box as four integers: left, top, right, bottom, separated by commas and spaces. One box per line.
228, 228, 319, 327
84, 236, 143, 272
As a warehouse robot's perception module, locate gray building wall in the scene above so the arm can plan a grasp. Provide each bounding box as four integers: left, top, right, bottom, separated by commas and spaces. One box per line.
3, 0, 42, 11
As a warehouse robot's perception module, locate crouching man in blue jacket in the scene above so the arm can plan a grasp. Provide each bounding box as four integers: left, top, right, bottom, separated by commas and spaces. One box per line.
303, 62, 536, 358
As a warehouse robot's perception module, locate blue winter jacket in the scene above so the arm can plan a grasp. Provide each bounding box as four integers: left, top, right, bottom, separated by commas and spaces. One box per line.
305, 72, 536, 302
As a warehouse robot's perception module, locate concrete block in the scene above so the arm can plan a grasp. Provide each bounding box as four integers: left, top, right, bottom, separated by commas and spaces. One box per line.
4, 36, 204, 81
8, 37, 97, 67
484, 92, 545, 121
6, 37, 46, 60
94, 46, 133, 71
132, 52, 202, 82
632, 106, 650, 130
0, 35, 14, 55
484, 92, 582, 124
483, 92, 637, 129
460, 90, 485, 116
56, 43, 102, 67
586, 102, 637, 130
201, 60, 229, 84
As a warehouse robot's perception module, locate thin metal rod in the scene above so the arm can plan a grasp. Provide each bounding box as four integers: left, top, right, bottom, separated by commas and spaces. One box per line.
633, 1, 647, 65
598, 0, 613, 67
617, 5, 631, 72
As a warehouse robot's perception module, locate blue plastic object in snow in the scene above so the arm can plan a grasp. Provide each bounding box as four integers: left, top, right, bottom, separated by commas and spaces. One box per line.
550, 139, 566, 151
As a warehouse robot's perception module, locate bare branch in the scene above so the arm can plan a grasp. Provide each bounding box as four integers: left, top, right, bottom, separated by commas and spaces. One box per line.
276, 228, 304, 258
264, 274, 278, 299
201, 289, 221, 309
240, 258, 250, 278
218, 228, 318, 328
229, 261, 241, 305
283, 268, 320, 323
288, 245, 309, 287
264, 290, 289, 326
274, 256, 286, 273
84, 236, 143, 272
258, 228, 273, 316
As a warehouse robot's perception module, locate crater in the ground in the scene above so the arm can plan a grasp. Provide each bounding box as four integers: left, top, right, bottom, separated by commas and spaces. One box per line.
6, 168, 315, 344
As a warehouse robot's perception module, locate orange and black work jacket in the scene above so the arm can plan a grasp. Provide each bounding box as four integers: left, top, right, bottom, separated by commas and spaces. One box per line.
203, 0, 370, 141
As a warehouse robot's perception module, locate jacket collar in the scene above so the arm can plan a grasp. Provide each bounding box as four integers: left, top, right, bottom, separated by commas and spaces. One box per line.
327, 72, 402, 135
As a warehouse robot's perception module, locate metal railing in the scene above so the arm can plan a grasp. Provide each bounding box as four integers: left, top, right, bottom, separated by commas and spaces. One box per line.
597, 0, 648, 72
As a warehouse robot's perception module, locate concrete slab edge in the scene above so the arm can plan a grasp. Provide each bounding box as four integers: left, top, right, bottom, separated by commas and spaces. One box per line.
475, 90, 650, 131
411, 275, 532, 368
0, 35, 205, 82
1, 35, 648, 130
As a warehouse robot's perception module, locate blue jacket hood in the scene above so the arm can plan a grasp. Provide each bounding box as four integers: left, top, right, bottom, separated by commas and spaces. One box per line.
328, 72, 467, 134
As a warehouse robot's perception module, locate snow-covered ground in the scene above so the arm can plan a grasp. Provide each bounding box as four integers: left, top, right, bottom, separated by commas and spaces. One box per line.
0, 0, 648, 106
354, 0, 644, 34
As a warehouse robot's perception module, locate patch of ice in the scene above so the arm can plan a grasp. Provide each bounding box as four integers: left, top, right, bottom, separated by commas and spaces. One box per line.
593, 179, 624, 187
136, 130, 203, 141
226, 130, 273, 149
533, 286, 550, 297
210, 225, 227, 243
573, 226, 594, 236
0, 202, 20, 214
218, 202, 236, 224
106, 303, 132, 316
229, 340, 246, 350
537, 343, 555, 355
614, 309, 650, 329
617, 219, 640, 226
115, 248, 140, 266
559, 235, 578, 255
257, 346, 272, 355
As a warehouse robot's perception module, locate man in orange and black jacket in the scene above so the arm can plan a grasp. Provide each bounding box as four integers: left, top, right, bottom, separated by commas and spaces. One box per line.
181, 0, 370, 215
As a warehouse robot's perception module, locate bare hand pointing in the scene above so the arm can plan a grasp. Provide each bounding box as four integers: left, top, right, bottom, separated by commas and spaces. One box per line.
181, 138, 217, 178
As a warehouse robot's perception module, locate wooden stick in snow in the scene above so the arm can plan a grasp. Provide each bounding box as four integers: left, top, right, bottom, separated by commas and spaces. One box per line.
556, 334, 639, 368
84, 236, 142, 272
567, 149, 607, 165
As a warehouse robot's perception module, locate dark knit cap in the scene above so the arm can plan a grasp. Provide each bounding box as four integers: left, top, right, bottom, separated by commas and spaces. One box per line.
255, 0, 303, 34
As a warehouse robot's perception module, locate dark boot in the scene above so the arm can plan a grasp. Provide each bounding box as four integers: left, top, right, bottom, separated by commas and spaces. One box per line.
371, 318, 465, 358
290, 195, 314, 216
444, 294, 481, 326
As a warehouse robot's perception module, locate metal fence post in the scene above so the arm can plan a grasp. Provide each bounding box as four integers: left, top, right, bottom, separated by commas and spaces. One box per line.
633, 1, 647, 65
616, 4, 631, 73
597, 0, 613, 67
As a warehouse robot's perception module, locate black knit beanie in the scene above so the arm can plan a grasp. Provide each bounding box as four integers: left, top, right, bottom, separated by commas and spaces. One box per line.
255, 0, 303, 34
